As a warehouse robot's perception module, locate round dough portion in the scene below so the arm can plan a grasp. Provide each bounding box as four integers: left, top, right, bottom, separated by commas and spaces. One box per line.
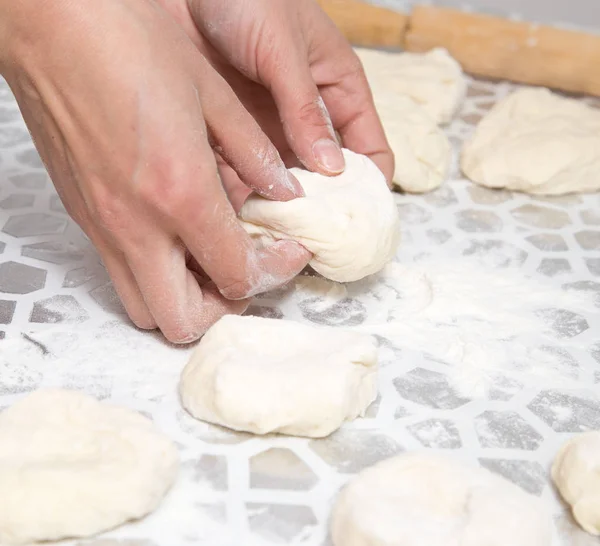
331, 453, 552, 546
461, 88, 600, 195
375, 93, 451, 193
356, 47, 466, 125
240, 149, 399, 283
552, 431, 600, 536
179, 315, 378, 438
0, 389, 178, 545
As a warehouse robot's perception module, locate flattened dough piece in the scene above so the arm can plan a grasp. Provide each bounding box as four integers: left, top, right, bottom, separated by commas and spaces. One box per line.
331, 453, 552, 546
552, 431, 600, 536
375, 93, 451, 193
179, 315, 378, 438
462, 88, 600, 195
0, 389, 178, 545
240, 149, 399, 283
356, 47, 466, 125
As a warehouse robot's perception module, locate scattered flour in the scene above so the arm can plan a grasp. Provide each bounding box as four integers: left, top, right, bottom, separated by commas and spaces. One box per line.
290, 258, 592, 398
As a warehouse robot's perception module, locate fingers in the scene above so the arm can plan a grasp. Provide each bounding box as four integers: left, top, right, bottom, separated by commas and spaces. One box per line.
201, 73, 304, 202
321, 69, 395, 183
264, 46, 346, 176
175, 178, 310, 299
87, 233, 157, 330
315, 41, 395, 182
123, 233, 248, 343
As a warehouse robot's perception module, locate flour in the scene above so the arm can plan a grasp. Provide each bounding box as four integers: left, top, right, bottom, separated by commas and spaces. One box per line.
289, 257, 591, 398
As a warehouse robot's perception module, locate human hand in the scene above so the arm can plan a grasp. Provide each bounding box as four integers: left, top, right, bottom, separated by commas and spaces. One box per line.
0, 0, 311, 343
159, 0, 394, 182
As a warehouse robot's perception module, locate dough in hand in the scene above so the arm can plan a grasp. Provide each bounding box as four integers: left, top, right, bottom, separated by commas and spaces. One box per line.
331, 453, 552, 546
461, 88, 600, 195
240, 149, 399, 283
375, 93, 451, 193
179, 315, 378, 438
356, 47, 466, 125
552, 431, 600, 536
0, 389, 178, 545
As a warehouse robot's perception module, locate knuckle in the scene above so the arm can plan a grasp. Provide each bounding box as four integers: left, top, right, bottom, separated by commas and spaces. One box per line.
296, 97, 331, 129
138, 158, 204, 217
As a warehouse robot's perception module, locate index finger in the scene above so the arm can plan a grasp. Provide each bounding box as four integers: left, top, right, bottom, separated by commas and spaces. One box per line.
316, 38, 395, 182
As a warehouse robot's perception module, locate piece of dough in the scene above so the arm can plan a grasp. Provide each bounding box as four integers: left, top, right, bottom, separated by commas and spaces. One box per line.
0, 389, 178, 545
461, 88, 600, 195
356, 47, 466, 125
240, 149, 399, 283
179, 315, 378, 438
375, 93, 451, 193
552, 431, 600, 536
331, 453, 552, 546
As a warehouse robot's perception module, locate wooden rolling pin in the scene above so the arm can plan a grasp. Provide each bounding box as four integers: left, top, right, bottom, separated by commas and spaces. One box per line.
316, 0, 408, 47
317, 0, 600, 97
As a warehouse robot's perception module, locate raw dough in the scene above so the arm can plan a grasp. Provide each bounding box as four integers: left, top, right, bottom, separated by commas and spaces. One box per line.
374, 93, 451, 193
179, 315, 378, 437
331, 453, 552, 546
552, 431, 600, 536
240, 149, 399, 283
461, 88, 600, 195
0, 389, 178, 545
356, 47, 466, 125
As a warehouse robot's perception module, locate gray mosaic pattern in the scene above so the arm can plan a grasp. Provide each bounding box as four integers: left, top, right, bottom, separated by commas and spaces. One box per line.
1, 74, 600, 546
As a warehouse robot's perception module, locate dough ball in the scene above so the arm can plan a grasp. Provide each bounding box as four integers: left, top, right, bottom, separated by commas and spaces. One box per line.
552, 431, 600, 536
356, 47, 466, 125
179, 315, 378, 438
240, 149, 399, 283
331, 453, 552, 546
375, 93, 451, 193
0, 389, 178, 545
461, 88, 600, 195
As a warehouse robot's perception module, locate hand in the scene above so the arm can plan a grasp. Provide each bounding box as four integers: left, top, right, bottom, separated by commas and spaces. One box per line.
0, 0, 311, 343
160, 0, 394, 182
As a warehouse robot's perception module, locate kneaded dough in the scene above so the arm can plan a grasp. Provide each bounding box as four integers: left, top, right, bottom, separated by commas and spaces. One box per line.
461, 88, 600, 195
356, 47, 466, 125
240, 149, 399, 283
179, 315, 378, 437
331, 453, 552, 546
552, 431, 600, 536
375, 93, 451, 193
0, 389, 178, 545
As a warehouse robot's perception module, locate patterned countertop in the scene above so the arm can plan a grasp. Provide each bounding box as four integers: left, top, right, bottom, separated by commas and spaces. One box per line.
1, 74, 599, 546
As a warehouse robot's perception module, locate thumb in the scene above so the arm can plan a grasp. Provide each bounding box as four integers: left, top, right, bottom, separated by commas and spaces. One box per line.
268, 58, 345, 176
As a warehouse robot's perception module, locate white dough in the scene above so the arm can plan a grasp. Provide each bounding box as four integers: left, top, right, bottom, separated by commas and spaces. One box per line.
376, 93, 451, 193
552, 431, 600, 536
179, 315, 378, 438
356, 47, 466, 125
0, 389, 178, 545
461, 88, 600, 195
331, 453, 552, 546
240, 149, 399, 283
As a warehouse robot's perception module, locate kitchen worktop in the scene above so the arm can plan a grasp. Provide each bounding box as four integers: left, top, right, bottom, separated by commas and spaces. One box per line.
1, 75, 599, 546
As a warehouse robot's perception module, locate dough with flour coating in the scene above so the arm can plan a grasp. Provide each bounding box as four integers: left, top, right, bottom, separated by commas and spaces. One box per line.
461, 88, 600, 195
552, 431, 600, 536
356, 47, 466, 125
375, 93, 451, 193
240, 149, 399, 283
0, 389, 178, 545
331, 453, 552, 546
179, 315, 378, 437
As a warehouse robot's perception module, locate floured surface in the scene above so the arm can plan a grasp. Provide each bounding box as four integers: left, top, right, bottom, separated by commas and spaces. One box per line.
1, 74, 600, 546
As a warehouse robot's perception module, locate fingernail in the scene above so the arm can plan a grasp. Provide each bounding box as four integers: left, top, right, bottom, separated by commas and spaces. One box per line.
312, 139, 345, 174
287, 172, 305, 198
